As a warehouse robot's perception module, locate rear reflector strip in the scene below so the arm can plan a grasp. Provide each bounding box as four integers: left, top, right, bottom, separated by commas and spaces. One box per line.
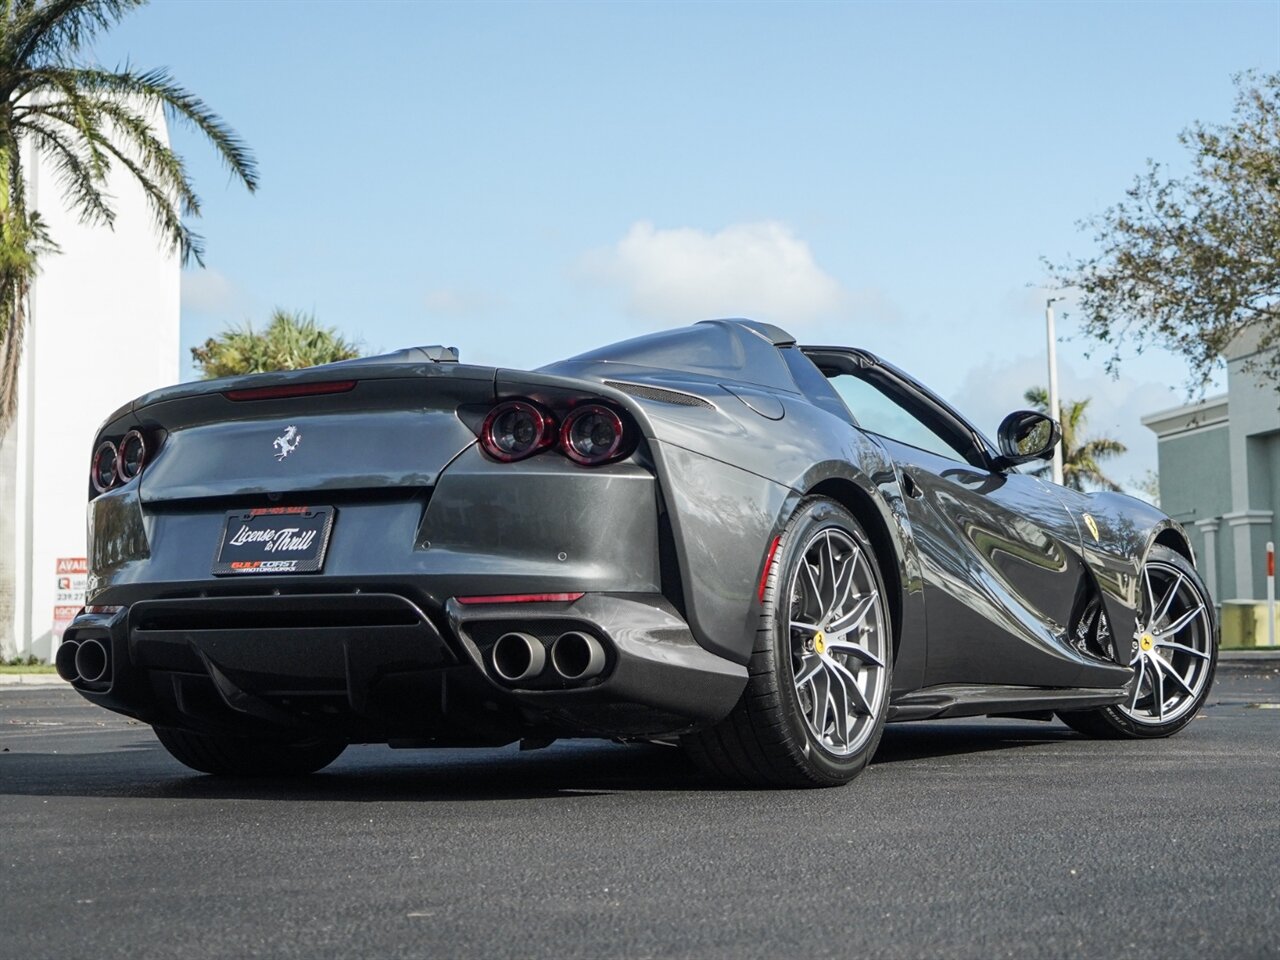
224, 380, 358, 401
758, 536, 781, 602
455, 593, 585, 606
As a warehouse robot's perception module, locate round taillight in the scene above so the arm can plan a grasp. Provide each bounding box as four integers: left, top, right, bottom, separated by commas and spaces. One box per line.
560, 404, 627, 465
91, 441, 118, 493
480, 400, 556, 462
116, 430, 146, 482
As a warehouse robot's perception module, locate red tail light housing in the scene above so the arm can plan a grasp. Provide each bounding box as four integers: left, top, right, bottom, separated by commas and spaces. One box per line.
91, 441, 119, 494
560, 404, 628, 465
475, 398, 636, 467
90, 429, 161, 495
480, 400, 557, 462
116, 430, 147, 482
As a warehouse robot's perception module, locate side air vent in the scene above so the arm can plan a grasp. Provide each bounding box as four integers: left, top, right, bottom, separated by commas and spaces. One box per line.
604, 381, 713, 408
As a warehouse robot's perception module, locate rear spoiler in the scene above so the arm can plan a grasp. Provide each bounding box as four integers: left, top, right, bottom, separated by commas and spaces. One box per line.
328, 345, 459, 365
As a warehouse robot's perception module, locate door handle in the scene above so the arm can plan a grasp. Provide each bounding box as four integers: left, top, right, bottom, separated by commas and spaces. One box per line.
901, 471, 924, 500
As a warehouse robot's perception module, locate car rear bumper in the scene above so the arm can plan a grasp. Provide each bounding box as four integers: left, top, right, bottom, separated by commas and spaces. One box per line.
61, 590, 746, 742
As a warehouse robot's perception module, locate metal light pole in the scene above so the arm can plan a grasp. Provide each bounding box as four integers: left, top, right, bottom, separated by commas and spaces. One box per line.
1045, 297, 1064, 486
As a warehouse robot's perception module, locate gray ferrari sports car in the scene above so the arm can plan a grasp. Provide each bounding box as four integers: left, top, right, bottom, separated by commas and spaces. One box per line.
64, 319, 1217, 786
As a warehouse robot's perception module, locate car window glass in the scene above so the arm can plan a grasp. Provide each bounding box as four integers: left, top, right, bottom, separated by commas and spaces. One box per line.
827, 374, 970, 463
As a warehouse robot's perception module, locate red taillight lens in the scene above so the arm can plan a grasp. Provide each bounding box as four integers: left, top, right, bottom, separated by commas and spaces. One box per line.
560, 404, 627, 465
91, 441, 118, 493
116, 430, 147, 482
480, 400, 556, 462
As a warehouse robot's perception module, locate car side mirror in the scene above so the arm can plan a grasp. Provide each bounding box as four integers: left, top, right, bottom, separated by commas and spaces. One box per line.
995, 410, 1061, 467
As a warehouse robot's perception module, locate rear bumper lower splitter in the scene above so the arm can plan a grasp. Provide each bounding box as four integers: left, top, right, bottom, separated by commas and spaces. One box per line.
62, 590, 746, 742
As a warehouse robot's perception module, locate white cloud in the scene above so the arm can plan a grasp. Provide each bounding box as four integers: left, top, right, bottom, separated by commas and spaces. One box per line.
181, 268, 236, 315
582, 220, 844, 325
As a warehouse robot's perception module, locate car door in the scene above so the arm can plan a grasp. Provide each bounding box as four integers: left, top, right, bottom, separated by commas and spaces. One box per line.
804, 348, 1098, 688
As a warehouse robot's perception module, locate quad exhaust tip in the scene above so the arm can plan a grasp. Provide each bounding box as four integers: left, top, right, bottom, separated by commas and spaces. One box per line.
73, 638, 110, 684
54, 640, 81, 682
551, 631, 605, 681
491, 632, 547, 682
489, 629, 607, 685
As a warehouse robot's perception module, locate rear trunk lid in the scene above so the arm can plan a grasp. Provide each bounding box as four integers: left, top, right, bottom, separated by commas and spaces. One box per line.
131, 364, 496, 504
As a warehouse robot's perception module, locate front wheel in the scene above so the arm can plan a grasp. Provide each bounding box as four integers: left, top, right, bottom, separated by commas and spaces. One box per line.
153, 726, 347, 777
682, 497, 893, 787
1059, 545, 1217, 739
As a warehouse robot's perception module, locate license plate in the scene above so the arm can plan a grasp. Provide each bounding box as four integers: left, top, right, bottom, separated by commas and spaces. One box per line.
212, 506, 336, 576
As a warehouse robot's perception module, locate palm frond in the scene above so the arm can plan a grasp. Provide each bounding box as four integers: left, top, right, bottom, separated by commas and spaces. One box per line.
70, 65, 259, 192
0, 0, 259, 438
1081, 438, 1128, 457
7, 0, 144, 66
13, 114, 115, 226
12, 74, 249, 262
1063, 399, 1090, 430
89, 96, 200, 212
91, 127, 204, 263
1023, 384, 1128, 492
18, 91, 202, 219
191, 309, 362, 379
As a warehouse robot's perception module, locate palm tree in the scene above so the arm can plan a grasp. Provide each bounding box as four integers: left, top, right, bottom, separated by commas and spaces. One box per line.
190, 309, 362, 379
1024, 386, 1127, 492
0, 0, 258, 434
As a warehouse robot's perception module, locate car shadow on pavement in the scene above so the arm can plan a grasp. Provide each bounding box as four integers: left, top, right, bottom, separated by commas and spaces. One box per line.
0, 719, 1085, 802
873, 720, 1078, 764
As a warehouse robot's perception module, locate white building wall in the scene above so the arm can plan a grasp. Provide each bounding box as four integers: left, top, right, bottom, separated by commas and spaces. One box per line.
3, 104, 179, 660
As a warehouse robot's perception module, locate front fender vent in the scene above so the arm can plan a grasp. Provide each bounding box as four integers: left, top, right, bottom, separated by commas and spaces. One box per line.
604, 381, 713, 408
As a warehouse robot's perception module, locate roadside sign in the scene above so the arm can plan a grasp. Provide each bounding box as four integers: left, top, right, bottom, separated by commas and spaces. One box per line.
53, 558, 87, 641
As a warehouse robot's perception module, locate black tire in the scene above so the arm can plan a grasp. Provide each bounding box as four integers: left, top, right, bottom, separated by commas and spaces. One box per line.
153, 726, 346, 777
1059, 545, 1218, 740
681, 497, 893, 787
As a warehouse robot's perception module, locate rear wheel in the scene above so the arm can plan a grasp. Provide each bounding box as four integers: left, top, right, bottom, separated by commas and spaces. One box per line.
1059, 545, 1217, 739
682, 497, 893, 787
153, 726, 346, 777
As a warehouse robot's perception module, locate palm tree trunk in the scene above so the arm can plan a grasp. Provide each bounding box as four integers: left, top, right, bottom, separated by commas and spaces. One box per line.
0, 136, 34, 656
0, 135, 31, 438
0, 426, 16, 658
0, 140, 18, 656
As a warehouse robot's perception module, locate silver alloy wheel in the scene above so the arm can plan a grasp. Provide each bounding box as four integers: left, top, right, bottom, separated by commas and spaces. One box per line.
788, 527, 889, 756
1121, 559, 1214, 725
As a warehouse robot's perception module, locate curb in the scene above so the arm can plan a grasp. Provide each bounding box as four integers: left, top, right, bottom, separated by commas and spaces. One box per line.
0, 673, 66, 688
1219, 649, 1280, 664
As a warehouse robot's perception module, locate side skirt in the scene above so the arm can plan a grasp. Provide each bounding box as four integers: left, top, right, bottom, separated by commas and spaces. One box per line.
887, 684, 1126, 722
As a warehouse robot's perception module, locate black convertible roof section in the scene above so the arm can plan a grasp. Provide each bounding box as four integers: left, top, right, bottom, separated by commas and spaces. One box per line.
563, 319, 800, 392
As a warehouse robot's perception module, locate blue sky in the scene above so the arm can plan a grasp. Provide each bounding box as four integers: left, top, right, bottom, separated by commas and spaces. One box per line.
90, 0, 1280, 487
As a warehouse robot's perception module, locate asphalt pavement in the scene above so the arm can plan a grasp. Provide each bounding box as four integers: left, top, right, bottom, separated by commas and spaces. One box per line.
1, 662, 1277, 960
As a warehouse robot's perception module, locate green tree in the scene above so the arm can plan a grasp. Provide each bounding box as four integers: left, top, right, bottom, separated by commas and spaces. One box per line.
191, 309, 362, 379
0, 0, 258, 434
1132, 469, 1161, 507
1024, 386, 1128, 492
1046, 71, 1280, 390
